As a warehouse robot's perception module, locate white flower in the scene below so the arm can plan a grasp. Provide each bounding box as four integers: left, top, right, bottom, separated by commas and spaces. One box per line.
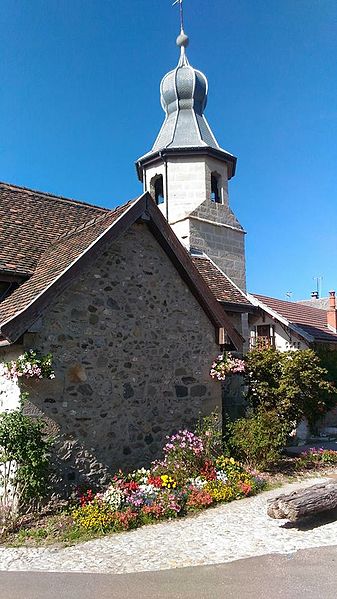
101, 485, 124, 510
216, 470, 228, 483
188, 477, 207, 489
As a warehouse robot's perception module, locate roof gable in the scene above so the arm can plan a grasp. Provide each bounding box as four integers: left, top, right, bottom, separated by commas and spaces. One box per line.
250, 293, 337, 344
0, 188, 242, 349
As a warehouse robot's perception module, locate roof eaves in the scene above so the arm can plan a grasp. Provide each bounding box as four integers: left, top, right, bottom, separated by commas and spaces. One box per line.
136, 146, 237, 181
220, 301, 258, 314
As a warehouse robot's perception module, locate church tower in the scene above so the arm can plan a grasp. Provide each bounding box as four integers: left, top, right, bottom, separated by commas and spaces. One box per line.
136, 22, 246, 291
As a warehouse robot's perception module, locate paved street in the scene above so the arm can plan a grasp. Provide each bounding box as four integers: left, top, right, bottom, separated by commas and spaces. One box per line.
1, 546, 337, 599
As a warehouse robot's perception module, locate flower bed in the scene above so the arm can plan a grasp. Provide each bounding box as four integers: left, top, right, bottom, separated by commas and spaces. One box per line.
71, 423, 266, 534
296, 447, 337, 470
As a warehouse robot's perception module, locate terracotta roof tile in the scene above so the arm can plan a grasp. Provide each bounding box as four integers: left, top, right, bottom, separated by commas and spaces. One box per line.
0, 181, 108, 275
252, 294, 337, 343
0, 199, 135, 327
192, 256, 251, 306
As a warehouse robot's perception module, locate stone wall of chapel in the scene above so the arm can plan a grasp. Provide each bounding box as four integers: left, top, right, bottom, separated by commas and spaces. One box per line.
189, 219, 246, 291
17, 222, 221, 488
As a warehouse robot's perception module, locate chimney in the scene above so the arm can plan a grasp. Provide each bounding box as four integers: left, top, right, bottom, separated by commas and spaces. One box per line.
327, 291, 337, 332
311, 291, 319, 299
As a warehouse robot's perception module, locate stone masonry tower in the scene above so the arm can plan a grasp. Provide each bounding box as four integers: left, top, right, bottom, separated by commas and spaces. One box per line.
136, 24, 246, 291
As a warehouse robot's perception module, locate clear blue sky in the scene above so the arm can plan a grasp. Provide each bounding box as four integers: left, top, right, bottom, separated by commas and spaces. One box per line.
1, 0, 336, 300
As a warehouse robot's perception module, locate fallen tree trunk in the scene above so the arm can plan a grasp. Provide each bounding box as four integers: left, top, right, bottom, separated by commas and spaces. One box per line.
267, 480, 337, 521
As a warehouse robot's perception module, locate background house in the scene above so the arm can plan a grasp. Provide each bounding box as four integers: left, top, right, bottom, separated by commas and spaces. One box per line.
248, 292, 337, 351
247, 291, 337, 438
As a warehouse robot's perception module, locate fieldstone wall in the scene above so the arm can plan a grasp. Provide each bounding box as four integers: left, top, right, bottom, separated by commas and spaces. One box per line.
15, 222, 221, 489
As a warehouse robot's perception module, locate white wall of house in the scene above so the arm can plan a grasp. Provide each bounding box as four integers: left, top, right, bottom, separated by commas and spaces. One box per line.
249, 315, 308, 351
0, 349, 21, 509
0, 349, 22, 412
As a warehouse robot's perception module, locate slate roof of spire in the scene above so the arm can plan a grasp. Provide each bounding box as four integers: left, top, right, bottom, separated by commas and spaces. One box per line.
137, 36, 236, 176
152, 45, 219, 152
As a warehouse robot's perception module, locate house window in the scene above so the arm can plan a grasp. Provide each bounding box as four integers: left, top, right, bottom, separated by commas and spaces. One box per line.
254, 324, 275, 349
153, 176, 164, 205
210, 173, 221, 203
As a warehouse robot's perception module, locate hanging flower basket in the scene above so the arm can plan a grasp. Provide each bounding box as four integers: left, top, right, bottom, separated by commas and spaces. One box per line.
1, 350, 55, 383
210, 352, 245, 382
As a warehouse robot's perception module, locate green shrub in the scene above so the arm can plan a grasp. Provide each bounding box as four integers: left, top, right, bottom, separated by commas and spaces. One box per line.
226, 409, 290, 470
0, 410, 51, 511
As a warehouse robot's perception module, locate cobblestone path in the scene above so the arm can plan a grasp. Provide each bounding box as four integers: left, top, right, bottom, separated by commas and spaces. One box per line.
1, 476, 337, 573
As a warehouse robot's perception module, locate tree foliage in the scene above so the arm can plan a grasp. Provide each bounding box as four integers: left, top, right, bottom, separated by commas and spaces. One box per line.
245, 347, 337, 428
226, 348, 337, 470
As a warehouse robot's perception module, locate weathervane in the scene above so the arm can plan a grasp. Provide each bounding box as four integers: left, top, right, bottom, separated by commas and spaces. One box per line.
172, 0, 189, 57
172, 0, 185, 33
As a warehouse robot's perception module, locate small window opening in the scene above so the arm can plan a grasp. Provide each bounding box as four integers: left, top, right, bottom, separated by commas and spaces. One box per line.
154, 176, 164, 205
210, 173, 221, 203
0, 281, 18, 302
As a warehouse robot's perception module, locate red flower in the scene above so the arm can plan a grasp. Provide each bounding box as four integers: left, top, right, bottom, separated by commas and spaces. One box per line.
239, 482, 252, 496
147, 476, 163, 488
79, 489, 94, 506
187, 489, 213, 509
200, 460, 217, 481
122, 481, 139, 492
141, 503, 165, 519
113, 508, 138, 530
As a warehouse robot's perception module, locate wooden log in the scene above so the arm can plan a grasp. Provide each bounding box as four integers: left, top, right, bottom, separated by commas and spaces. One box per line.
267, 480, 337, 521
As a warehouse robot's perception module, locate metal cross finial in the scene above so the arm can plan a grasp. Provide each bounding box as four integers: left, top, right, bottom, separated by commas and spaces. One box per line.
172, 0, 185, 33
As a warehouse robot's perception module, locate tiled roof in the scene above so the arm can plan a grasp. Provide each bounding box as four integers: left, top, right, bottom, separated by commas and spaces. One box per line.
0, 201, 135, 327
192, 256, 251, 306
252, 294, 337, 343
0, 182, 108, 275
0, 184, 243, 349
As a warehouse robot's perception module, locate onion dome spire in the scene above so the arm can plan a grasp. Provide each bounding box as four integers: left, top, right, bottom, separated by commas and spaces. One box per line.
150, 15, 220, 152
136, 2, 236, 182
